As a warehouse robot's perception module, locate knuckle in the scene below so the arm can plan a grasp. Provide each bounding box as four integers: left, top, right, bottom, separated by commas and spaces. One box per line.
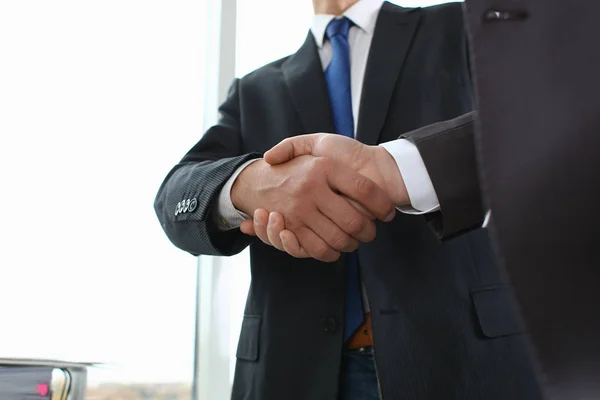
362, 223, 376, 242
298, 177, 316, 192
327, 251, 341, 262
285, 199, 302, 216
331, 234, 351, 251
285, 196, 298, 208
345, 214, 366, 235
314, 244, 332, 260
311, 156, 331, 172
355, 177, 376, 198
316, 133, 330, 147
346, 240, 359, 252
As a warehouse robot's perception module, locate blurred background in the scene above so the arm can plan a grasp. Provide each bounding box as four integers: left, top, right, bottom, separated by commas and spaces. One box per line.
0, 0, 455, 398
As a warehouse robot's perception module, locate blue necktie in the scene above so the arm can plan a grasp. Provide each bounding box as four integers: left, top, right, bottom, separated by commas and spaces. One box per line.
324, 17, 364, 341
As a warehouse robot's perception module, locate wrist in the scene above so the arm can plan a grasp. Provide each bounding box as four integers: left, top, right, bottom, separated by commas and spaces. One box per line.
373, 146, 410, 207
231, 159, 268, 216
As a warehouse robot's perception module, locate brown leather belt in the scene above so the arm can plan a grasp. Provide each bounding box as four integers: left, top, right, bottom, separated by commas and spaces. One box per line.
345, 313, 374, 349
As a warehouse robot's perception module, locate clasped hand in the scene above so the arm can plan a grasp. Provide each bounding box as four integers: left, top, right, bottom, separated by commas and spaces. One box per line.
234, 134, 408, 262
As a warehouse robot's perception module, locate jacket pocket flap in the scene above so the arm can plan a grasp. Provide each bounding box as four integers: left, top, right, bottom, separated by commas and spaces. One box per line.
236, 314, 261, 361
471, 285, 525, 338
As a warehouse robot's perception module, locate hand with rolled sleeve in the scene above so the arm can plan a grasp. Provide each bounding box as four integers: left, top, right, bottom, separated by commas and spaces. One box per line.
235, 133, 441, 258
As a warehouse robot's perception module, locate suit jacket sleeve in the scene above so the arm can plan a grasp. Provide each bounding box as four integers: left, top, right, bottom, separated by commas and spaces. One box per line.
154, 79, 261, 256
399, 110, 484, 239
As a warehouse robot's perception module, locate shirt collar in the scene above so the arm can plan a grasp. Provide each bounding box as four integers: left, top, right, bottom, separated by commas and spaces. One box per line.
310, 0, 384, 48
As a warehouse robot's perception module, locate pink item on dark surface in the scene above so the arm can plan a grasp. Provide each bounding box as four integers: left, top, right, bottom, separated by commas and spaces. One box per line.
36, 383, 49, 396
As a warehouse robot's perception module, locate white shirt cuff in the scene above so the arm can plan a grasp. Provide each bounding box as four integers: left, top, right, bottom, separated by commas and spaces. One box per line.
379, 139, 440, 215
213, 159, 261, 230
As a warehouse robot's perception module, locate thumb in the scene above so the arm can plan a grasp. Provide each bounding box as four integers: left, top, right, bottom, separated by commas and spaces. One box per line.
264, 133, 322, 165
240, 219, 256, 236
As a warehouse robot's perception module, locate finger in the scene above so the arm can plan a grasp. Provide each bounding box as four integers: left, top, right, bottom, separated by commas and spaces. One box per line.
266, 212, 286, 251
240, 219, 256, 235
253, 209, 273, 246
317, 191, 377, 244
304, 209, 360, 252
279, 230, 311, 258
327, 166, 396, 222
294, 225, 341, 262
264, 134, 322, 165
345, 197, 375, 220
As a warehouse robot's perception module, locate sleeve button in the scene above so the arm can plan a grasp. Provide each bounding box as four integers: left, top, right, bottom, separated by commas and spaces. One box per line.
189, 198, 198, 212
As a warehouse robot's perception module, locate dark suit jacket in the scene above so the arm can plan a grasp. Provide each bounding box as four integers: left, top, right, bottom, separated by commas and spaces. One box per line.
404, 2, 600, 398
154, 3, 542, 399
464, 1, 600, 398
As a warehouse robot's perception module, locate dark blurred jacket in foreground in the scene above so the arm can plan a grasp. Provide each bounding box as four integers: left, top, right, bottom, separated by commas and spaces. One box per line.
465, 0, 600, 397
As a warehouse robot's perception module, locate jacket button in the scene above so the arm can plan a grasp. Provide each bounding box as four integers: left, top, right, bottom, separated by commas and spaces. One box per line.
188, 198, 198, 212
322, 316, 338, 333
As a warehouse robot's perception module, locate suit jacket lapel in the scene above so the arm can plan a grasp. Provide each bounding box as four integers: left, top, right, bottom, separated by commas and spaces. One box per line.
356, 3, 421, 145
282, 33, 335, 135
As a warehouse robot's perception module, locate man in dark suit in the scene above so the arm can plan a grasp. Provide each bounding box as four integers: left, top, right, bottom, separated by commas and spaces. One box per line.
155, 1, 542, 399
261, 1, 600, 398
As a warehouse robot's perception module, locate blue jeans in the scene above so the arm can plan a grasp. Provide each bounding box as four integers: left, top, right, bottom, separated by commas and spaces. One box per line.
338, 347, 381, 400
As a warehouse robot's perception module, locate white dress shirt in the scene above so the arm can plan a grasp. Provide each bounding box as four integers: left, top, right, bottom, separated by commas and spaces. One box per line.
214, 0, 440, 230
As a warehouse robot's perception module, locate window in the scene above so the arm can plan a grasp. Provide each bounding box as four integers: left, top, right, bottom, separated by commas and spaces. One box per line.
236, 0, 314, 77
0, 1, 209, 398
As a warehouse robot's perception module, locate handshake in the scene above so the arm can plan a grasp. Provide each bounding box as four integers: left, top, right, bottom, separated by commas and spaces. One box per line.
232, 133, 410, 262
